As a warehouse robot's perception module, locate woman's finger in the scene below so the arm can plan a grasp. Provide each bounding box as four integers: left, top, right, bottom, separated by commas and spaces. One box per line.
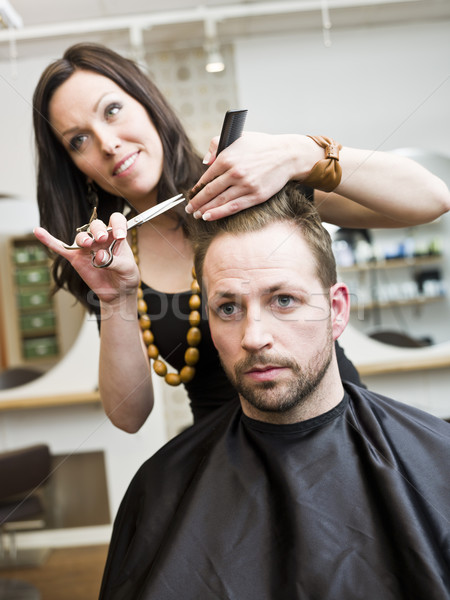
202, 135, 219, 166
108, 213, 128, 241
33, 226, 80, 257
88, 218, 109, 243
199, 194, 264, 221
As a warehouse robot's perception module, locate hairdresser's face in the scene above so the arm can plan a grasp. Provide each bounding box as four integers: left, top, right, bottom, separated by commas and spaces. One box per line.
49, 69, 164, 208
203, 222, 349, 423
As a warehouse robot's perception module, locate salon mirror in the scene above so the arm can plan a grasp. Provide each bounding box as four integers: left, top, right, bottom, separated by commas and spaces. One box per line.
0, 197, 86, 386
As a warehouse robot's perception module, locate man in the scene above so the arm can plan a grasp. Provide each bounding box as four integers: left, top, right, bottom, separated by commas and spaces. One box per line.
100, 184, 450, 599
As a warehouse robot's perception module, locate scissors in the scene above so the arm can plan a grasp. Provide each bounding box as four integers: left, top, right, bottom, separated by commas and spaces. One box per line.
63, 193, 185, 268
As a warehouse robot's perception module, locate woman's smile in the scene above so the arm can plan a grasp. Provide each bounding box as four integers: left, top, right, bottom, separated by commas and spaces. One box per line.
113, 151, 140, 177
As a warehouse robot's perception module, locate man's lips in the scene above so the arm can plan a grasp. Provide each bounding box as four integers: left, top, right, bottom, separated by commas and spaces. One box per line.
244, 365, 287, 382
113, 151, 139, 176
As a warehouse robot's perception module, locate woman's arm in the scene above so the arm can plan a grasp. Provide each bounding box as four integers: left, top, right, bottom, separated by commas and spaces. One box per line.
34, 218, 154, 434
97, 291, 154, 434
185, 133, 450, 226
315, 146, 450, 228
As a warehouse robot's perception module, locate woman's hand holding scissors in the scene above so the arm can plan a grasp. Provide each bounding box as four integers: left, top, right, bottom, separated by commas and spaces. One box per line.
33, 194, 185, 305
34, 212, 140, 306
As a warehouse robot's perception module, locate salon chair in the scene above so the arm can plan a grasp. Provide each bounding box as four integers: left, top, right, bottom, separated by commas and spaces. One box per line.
0, 444, 52, 599
368, 329, 431, 348
0, 367, 43, 390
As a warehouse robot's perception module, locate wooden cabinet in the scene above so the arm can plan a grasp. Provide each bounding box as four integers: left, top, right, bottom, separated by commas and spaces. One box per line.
1, 234, 60, 368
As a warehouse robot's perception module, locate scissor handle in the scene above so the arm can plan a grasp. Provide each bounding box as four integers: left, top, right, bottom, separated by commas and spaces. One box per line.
91, 240, 117, 269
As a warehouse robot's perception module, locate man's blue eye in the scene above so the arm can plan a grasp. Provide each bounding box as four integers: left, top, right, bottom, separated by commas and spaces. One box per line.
220, 304, 235, 315
276, 295, 294, 307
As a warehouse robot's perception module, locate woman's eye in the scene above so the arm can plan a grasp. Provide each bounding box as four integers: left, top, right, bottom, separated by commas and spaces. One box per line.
69, 134, 87, 151
105, 103, 121, 118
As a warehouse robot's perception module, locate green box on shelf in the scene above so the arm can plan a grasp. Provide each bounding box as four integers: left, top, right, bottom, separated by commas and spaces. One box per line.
15, 266, 51, 287
22, 336, 59, 359
17, 289, 52, 310
13, 247, 31, 264
20, 311, 56, 334
13, 242, 48, 264
28, 245, 48, 262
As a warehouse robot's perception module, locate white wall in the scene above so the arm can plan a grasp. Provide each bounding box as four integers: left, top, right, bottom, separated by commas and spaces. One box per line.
0, 56, 51, 198
233, 21, 450, 153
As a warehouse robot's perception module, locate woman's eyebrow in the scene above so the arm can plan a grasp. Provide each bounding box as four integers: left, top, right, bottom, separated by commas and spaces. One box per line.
60, 91, 116, 137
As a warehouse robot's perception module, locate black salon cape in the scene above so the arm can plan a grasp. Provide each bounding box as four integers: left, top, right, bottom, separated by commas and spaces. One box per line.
99, 383, 450, 600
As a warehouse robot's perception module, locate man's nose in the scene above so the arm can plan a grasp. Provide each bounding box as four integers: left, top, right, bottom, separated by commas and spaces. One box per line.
241, 313, 273, 353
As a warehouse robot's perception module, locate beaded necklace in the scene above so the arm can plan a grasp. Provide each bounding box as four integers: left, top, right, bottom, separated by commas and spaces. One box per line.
131, 227, 201, 387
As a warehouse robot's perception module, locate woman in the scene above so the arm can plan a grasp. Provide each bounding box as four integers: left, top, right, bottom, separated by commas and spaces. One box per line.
33, 43, 449, 433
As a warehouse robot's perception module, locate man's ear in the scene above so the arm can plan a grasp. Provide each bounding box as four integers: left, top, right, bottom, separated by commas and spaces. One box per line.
329, 282, 350, 340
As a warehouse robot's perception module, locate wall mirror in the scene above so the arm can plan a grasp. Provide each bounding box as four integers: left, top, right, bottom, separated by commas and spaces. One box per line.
0, 197, 86, 388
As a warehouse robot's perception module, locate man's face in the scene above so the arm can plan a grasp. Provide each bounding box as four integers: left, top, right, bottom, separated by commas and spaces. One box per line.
203, 222, 349, 422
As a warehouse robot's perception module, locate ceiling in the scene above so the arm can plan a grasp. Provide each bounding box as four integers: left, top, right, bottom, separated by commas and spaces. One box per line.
0, 0, 449, 59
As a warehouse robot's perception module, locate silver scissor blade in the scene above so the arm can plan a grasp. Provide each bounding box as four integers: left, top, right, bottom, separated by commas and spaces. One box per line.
125, 194, 185, 230
63, 193, 185, 249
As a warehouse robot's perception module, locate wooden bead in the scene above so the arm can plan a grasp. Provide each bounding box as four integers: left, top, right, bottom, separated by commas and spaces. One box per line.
137, 299, 148, 314
131, 249, 139, 263
189, 310, 201, 327
142, 330, 154, 345
186, 327, 201, 346
189, 294, 201, 310
137, 287, 144, 299
153, 360, 167, 376
185, 347, 199, 366
191, 279, 201, 294
165, 373, 181, 386
139, 314, 151, 330
180, 366, 195, 383
147, 344, 159, 360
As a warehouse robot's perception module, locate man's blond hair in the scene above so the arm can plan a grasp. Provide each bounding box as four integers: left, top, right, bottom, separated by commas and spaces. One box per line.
190, 182, 337, 291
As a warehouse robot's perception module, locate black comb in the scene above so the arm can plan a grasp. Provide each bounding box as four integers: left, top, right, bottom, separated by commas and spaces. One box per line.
216, 109, 248, 155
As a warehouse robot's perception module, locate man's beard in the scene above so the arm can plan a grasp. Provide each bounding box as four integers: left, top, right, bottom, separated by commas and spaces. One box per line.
221, 332, 333, 415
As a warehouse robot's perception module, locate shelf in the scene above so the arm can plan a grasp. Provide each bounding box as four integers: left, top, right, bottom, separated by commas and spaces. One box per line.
1, 235, 61, 367
338, 255, 442, 273
0, 390, 101, 412
356, 354, 450, 377
350, 295, 444, 312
